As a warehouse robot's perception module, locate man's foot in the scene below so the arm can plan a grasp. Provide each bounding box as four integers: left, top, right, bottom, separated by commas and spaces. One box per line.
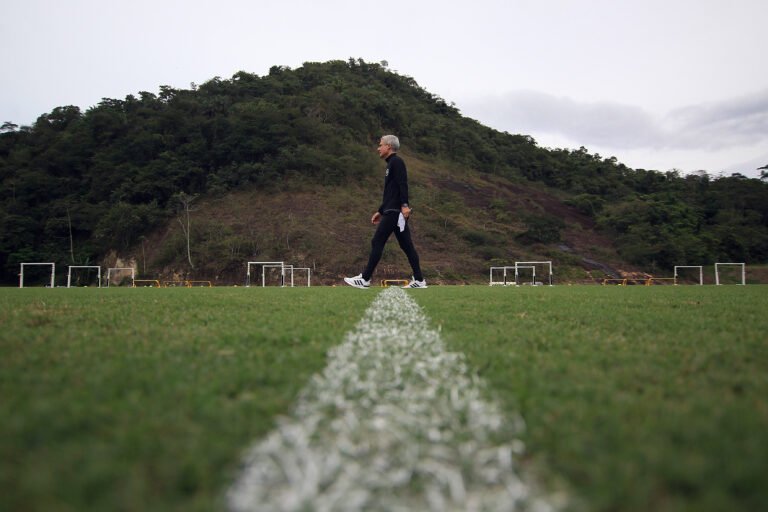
403, 277, 427, 289
344, 274, 370, 289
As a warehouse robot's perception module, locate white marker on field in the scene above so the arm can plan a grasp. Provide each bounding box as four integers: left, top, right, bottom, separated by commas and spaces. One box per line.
228, 287, 553, 511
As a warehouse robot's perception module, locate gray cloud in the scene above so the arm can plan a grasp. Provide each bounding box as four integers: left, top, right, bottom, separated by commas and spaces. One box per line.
666, 89, 768, 149
460, 88, 768, 152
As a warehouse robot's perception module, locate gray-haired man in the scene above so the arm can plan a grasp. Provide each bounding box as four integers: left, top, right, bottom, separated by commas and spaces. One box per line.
344, 135, 426, 289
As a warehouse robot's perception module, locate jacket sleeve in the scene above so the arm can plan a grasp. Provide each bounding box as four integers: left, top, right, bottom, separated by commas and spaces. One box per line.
393, 158, 409, 206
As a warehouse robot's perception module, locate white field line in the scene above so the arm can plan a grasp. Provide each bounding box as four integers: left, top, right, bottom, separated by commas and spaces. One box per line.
228, 287, 552, 512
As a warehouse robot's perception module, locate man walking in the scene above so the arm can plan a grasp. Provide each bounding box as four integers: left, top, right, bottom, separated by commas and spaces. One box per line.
344, 135, 426, 289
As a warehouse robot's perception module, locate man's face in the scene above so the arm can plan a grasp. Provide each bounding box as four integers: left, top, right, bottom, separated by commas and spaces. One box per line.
377, 139, 393, 159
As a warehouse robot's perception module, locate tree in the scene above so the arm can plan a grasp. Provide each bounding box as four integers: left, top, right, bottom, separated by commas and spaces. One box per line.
759, 164, 767, 181
175, 192, 198, 269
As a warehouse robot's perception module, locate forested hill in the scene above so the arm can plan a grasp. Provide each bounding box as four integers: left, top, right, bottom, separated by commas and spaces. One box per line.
1, 58, 767, 285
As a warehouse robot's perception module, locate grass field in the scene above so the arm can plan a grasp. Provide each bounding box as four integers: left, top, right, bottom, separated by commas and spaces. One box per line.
1, 285, 767, 511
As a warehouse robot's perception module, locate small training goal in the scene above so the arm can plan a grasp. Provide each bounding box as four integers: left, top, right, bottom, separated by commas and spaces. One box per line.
489, 261, 553, 286
715, 262, 745, 285
19, 263, 56, 288
245, 261, 311, 287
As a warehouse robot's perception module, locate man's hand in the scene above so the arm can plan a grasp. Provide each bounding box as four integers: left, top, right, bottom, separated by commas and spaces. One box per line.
371, 212, 382, 225
401, 205, 412, 219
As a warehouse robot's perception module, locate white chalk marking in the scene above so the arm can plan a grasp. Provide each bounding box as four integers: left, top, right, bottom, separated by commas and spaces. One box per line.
228, 287, 552, 511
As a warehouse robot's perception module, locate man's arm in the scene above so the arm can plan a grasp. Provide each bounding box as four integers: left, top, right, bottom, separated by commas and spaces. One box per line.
393, 157, 411, 218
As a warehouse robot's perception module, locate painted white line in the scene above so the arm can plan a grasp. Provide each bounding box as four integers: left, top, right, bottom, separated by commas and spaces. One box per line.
228, 287, 552, 511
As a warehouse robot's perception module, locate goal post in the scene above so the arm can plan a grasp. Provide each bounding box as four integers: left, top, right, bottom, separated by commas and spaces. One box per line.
106, 267, 135, 287
673, 266, 703, 285
715, 262, 745, 285
246, 261, 285, 287
67, 266, 102, 288
19, 263, 56, 288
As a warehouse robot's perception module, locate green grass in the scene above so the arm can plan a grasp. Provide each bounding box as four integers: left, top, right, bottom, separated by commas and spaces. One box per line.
0, 287, 371, 512
418, 285, 768, 512
1, 285, 767, 511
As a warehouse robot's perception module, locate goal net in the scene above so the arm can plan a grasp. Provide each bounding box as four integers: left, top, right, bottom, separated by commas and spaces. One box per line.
715, 263, 745, 285
19, 263, 56, 288
673, 266, 703, 285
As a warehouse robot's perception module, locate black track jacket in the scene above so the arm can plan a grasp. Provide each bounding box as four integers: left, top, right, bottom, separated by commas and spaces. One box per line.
378, 153, 409, 215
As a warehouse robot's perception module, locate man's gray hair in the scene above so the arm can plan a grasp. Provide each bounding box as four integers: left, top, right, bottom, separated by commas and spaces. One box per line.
381, 134, 400, 151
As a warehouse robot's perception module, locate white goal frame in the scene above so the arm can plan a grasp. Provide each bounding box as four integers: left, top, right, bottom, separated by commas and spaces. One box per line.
106, 267, 135, 287
715, 262, 745, 285
19, 262, 55, 288
489, 266, 516, 286
516, 261, 553, 286
67, 265, 102, 288
246, 261, 285, 287
673, 265, 703, 285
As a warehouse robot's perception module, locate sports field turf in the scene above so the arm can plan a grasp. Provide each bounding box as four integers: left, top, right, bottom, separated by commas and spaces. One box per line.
1, 285, 766, 511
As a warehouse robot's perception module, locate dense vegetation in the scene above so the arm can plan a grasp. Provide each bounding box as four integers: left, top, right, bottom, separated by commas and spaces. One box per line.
1, 58, 766, 284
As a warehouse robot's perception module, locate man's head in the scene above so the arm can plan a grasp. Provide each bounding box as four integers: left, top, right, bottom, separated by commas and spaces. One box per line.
377, 135, 400, 159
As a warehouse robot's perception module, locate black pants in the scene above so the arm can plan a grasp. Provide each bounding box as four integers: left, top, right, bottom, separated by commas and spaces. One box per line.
362, 213, 423, 282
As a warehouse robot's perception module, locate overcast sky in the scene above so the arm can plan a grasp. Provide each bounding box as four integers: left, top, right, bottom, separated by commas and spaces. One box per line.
2, 0, 766, 177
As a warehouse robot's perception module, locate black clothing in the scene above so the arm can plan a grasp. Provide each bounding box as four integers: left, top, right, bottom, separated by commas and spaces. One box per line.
378, 154, 409, 215
361, 152, 423, 282
362, 212, 422, 282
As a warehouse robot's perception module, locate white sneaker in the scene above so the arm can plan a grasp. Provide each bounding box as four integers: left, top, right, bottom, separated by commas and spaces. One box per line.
344, 274, 370, 289
403, 277, 427, 289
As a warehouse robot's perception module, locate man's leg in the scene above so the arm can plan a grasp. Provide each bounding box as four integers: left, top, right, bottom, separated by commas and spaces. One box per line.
395, 223, 423, 282
361, 214, 397, 281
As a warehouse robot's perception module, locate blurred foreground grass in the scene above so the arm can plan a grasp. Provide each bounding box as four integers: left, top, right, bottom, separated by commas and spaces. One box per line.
1, 285, 767, 511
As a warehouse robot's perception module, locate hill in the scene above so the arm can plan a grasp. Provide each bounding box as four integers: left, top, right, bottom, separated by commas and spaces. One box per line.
1, 59, 767, 285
